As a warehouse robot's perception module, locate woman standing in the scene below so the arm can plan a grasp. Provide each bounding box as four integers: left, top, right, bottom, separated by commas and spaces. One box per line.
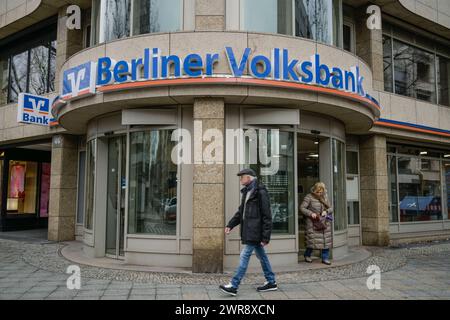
300, 182, 333, 265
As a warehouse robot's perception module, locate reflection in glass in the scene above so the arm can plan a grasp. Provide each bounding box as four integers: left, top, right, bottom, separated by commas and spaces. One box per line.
388, 155, 398, 222
438, 55, 450, 107
332, 139, 346, 231
0, 57, 9, 105
49, 41, 57, 93
383, 35, 393, 93
444, 162, 450, 220
77, 151, 86, 224
102, 0, 131, 42
347, 201, 359, 225
240, 0, 340, 44
241, 0, 292, 35
398, 157, 442, 221
106, 136, 126, 256
9, 51, 28, 103
247, 130, 295, 234
295, 0, 335, 44
297, 135, 319, 245
393, 39, 436, 103
133, 0, 182, 35
128, 130, 177, 235
29, 45, 49, 96
0, 159, 3, 212
85, 140, 96, 230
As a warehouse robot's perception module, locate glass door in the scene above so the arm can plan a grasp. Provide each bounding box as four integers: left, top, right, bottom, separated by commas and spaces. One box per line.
297, 134, 320, 254
105, 135, 126, 258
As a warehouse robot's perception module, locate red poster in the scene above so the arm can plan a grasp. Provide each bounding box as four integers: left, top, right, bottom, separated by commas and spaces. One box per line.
9, 165, 25, 198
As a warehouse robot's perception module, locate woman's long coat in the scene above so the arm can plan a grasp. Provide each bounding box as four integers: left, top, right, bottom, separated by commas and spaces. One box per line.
300, 193, 333, 250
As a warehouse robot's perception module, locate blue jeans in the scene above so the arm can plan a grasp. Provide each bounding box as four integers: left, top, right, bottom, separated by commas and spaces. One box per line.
304, 247, 330, 261
230, 244, 276, 289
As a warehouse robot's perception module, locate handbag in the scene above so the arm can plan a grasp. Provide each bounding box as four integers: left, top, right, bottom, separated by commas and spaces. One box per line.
309, 195, 330, 231
311, 216, 327, 231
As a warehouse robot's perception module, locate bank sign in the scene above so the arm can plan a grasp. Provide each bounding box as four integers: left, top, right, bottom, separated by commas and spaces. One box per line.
17, 93, 58, 127
59, 46, 379, 106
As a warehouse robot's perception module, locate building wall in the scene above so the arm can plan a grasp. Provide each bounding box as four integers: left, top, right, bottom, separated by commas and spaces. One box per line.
399, 0, 450, 29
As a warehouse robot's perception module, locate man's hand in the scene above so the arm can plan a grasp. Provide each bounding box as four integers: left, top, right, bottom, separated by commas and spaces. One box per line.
311, 213, 318, 219
224, 227, 231, 235
260, 241, 268, 247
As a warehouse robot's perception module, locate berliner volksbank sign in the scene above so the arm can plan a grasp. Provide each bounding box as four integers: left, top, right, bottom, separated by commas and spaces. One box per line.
60, 47, 379, 106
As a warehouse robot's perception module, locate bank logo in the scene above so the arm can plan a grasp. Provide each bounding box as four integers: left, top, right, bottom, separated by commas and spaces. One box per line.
17, 93, 59, 127
17, 93, 51, 126
62, 61, 96, 99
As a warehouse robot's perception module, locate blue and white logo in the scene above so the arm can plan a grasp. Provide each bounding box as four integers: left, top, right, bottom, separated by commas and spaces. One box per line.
61, 61, 96, 99
17, 93, 53, 126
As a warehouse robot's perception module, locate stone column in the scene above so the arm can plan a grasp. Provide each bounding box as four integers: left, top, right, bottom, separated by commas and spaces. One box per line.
355, 6, 384, 92
195, 0, 225, 31
192, 98, 225, 273
55, 5, 84, 91
359, 134, 390, 246
48, 134, 78, 241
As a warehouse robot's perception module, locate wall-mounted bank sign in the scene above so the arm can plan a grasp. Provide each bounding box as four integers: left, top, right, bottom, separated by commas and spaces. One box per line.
59, 46, 380, 109
17, 93, 59, 127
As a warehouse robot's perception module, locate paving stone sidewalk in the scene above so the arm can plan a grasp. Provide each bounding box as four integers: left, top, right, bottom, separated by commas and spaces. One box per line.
0, 236, 449, 300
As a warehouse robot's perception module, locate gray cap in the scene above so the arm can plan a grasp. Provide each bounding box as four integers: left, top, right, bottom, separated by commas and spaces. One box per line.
237, 168, 256, 177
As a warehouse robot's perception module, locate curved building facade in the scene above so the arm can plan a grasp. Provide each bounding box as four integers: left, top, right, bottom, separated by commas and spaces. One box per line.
1, 0, 450, 272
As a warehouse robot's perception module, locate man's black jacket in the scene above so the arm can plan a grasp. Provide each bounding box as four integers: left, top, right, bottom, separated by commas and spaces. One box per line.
226, 181, 272, 244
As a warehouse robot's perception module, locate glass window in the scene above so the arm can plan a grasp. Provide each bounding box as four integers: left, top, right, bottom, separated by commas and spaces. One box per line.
9, 50, 29, 103
85, 140, 96, 230
2, 36, 56, 104
128, 130, 178, 235
101, 0, 131, 42
29, 45, 49, 96
388, 154, 398, 222
0, 57, 9, 105
438, 55, 450, 107
332, 139, 346, 231
398, 157, 442, 222
444, 162, 450, 220
133, 0, 182, 35
294, 0, 339, 45
342, 22, 354, 53
347, 201, 359, 225
383, 35, 393, 93
7, 161, 38, 214
77, 151, 86, 224
393, 39, 436, 103
241, 0, 292, 35
346, 150, 358, 174
48, 41, 57, 93
248, 130, 295, 234
240, 0, 341, 45
0, 159, 3, 212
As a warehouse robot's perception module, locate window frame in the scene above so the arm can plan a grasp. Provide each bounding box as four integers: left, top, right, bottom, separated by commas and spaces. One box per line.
342, 17, 355, 54
230, 0, 343, 47
387, 143, 449, 224
92, 0, 185, 45
382, 22, 450, 107
0, 29, 57, 104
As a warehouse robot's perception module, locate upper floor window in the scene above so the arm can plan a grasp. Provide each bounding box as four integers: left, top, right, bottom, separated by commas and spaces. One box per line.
0, 23, 56, 105
237, 0, 342, 46
91, 0, 183, 44
383, 22, 450, 107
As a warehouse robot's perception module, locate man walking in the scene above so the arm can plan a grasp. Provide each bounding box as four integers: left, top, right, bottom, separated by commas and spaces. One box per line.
219, 168, 277, 296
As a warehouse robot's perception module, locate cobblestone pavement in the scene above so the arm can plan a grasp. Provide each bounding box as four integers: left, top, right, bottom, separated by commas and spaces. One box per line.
0, 236, 449, 300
